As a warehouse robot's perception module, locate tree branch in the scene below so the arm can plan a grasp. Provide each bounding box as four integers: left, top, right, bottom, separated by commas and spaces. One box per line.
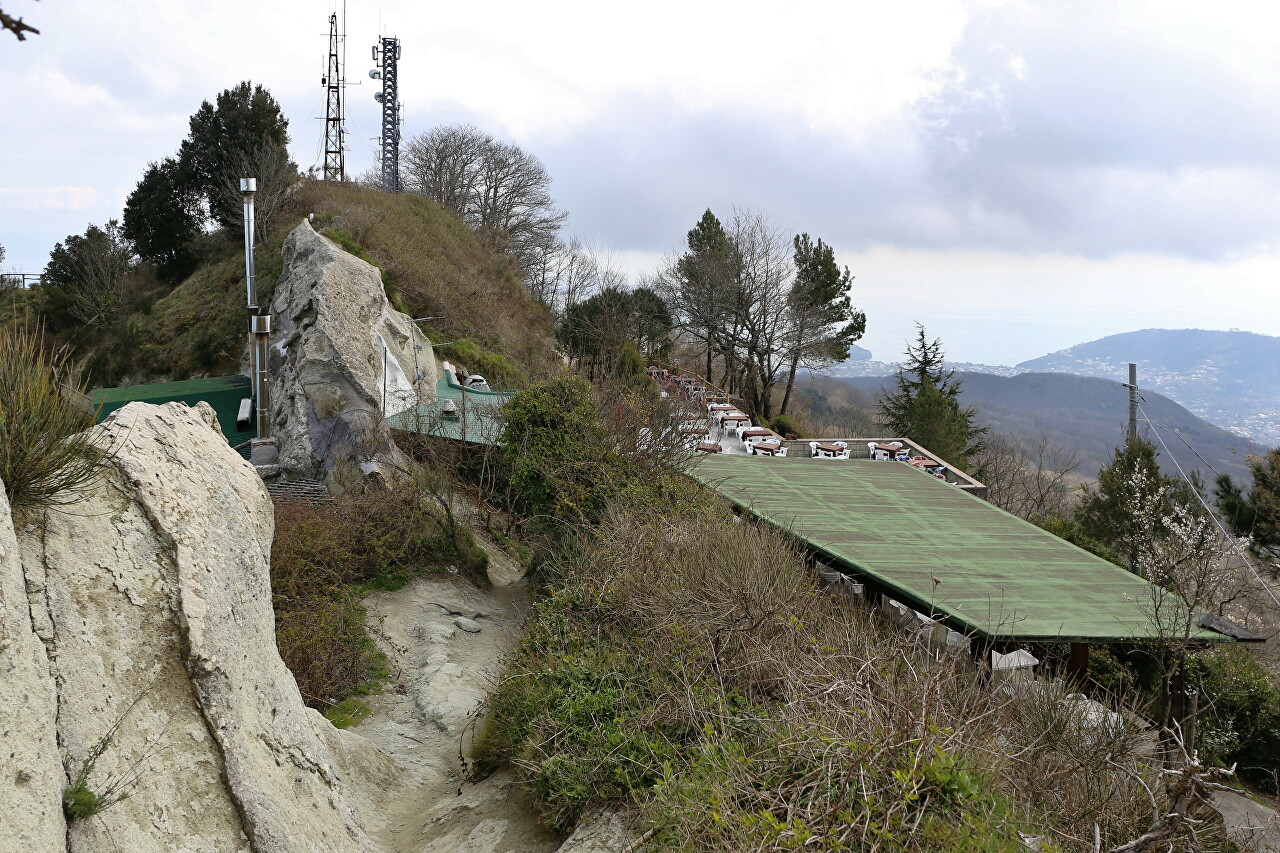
1, 6, 39, 40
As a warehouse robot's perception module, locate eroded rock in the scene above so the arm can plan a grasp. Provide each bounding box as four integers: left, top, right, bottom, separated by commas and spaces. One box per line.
269, 220, 436, 490
0, 483, 63, 853
6, 402, 395, 852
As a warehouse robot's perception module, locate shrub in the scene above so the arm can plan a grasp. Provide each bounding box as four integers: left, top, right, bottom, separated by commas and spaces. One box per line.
498, 375, 630, 528
1190, 646, 1280, 788
439, 338, 527, 389
765, 413, 801, 438
271, 478, 488, 712
0, 323, 105, 511
478, 494, 1179, 850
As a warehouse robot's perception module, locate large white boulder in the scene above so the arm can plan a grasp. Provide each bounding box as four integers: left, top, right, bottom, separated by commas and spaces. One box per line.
269, 220, 436, 488
0, 483, 64, 853
4, 401, 394, 852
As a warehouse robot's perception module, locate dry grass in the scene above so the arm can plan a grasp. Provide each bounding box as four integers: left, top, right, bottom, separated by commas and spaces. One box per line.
479, 496, 1237, 851
294, 181, 559, 379
271, 481, 489, 711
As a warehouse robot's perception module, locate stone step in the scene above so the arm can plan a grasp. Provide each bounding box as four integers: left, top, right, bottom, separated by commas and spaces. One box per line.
264, 477, 333, 504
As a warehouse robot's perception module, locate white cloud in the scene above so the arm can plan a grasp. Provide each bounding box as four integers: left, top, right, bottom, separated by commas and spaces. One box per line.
0, 186, 98, 211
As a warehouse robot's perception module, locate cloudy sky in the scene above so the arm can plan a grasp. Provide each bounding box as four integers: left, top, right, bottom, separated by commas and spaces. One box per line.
4, 0, 1280, 364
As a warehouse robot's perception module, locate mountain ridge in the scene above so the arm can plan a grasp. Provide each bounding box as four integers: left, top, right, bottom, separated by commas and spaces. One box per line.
825, 371, 1259, 486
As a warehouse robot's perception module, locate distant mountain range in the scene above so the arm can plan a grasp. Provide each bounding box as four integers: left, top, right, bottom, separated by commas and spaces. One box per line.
828, 329, 1280, 445
1017, 329, 1280, 444
829, 372, 1259, 486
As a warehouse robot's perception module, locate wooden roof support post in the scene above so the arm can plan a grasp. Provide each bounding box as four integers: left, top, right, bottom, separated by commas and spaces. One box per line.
1067, 642, 1090, 683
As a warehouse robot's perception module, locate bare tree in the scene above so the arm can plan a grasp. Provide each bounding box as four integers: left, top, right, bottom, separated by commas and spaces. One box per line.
975, 432, 1081, 520
526, 237, 625, 315
400, 124, 567, 284
216, 143, 297, 245
401, 124, 485, 215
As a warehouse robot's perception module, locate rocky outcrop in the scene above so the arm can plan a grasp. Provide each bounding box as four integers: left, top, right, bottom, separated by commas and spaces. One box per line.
269, 220, 436, 489
1, 402, 395, 852
0, 484, 64, 853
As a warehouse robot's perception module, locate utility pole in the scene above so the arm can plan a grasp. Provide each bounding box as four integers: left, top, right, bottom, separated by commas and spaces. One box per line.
321, 10, 346, 181
371, 35, 402, 192
1125, 362, 1138, 443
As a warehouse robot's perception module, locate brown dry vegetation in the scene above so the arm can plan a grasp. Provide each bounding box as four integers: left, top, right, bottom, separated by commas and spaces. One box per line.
270, 480, 489, 712
293, 181, 558, 382
476, 493, 1239, 851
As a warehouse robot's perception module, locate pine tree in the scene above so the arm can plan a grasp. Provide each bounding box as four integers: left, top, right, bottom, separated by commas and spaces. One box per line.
178, 81, 291, 230
1215, 448, 1280, 558
876, 326, 984, 469
1076, 438, 1203, 573
778, 233, 865, 415
674, 210, 737, 380
122, 157, 201, 283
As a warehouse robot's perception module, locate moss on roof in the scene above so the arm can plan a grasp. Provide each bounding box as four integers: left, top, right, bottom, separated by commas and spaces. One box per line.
690, 455, 1225, 644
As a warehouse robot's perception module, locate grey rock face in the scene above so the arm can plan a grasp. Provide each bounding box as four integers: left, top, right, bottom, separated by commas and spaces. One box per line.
3, 402, 393, 852
269, 220, 436, 489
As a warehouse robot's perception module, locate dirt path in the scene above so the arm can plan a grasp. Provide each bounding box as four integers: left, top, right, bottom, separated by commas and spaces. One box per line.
355, 572, 562, 853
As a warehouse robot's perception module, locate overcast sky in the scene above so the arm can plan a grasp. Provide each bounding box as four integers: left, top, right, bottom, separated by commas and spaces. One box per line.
4, 0, 1280, 364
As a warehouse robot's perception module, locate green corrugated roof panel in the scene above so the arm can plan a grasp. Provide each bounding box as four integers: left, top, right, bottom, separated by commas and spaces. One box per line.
387, 379, 512, 445
91, 375, 255, 453
689, 455, 1225, 643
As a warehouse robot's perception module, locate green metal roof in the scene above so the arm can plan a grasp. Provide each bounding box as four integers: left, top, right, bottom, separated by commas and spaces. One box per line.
387, 378, 512, 445
91, 375, 255, 453
689, 455, 1225, 644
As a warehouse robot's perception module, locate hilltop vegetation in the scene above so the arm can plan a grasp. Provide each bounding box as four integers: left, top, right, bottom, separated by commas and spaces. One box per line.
469, 375, 1254, 851
9, 83, 557, 390
8, 180, 556, 389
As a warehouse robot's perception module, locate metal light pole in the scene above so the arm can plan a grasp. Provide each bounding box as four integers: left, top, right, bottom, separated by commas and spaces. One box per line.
241, 178, 273, 446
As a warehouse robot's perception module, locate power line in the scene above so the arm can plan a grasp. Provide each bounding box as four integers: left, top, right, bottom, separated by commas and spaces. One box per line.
1139, 404, 1280, 610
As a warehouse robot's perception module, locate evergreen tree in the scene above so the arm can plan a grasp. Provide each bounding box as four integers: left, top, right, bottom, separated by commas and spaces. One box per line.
178, 81, 290, 230
42, 220, 135, 326
1076, 438, 1202, 573
896, 375, 971, 465
674, 210, 737, 380
122, 157, 201, 283
778, 233, 865, 415
1215, 448, 1280, 558
876, 326, 984, 469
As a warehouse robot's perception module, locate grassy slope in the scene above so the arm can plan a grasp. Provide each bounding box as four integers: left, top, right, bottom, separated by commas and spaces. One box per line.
294, 181, 557, 385
26, 180, 555, 388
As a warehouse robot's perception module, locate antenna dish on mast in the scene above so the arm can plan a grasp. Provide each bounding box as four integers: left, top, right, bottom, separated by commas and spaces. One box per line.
374, 91, 384, 103
369, 69, 380, 79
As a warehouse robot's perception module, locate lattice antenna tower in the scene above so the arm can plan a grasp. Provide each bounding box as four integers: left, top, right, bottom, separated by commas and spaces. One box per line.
321, 10, 346, 181
371, 36, 402, 192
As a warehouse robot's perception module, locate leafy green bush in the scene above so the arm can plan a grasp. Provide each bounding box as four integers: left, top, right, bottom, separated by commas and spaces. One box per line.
1190, 646, 1280, 788
766, 413, 801, 438
498, 375, 635, 529
0, 323, 105, 511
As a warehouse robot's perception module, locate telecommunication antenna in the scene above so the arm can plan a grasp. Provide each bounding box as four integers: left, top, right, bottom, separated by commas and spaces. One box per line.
321, 10, 346, 181
371, 35, 402, 192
